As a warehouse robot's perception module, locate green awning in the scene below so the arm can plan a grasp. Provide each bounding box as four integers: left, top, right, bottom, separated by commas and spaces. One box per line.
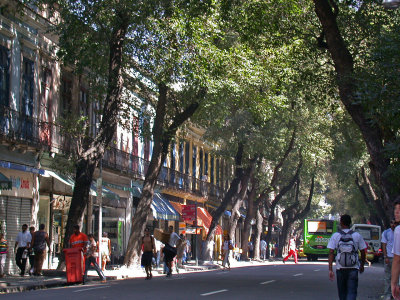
0, 172, 12, 190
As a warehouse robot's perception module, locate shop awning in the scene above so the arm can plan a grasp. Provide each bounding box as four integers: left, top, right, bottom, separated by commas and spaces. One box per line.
151, 193, 180, 221
170, 202, 222, 235
134, 188, 180, 221
0, 172, 12, 190
91, 183, 124, 208
45, 170, 75, 187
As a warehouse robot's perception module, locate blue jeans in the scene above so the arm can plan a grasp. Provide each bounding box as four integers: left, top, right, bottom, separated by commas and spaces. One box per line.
336, 269, 358, 300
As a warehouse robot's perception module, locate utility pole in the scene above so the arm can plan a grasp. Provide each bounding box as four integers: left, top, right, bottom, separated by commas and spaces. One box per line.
97, 160, 103, 264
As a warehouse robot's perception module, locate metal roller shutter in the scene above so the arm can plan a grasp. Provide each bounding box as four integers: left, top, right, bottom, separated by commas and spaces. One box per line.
1, 197, 32, 275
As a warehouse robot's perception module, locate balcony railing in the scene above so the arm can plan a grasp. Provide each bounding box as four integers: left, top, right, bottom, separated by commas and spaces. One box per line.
0, 105, 226, 200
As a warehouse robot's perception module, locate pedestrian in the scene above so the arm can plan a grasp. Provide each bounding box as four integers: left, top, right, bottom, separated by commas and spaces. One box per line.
28, 226, 35, 275
222, 234, 233, 270
274, 241, 279, 257
163, 226, 180, 277
260, 239, 267, 260
248, 240, 254, 259
328, 214, 366, 300
283, 236, 298, 264
269, 241, 275, 258
391, 199, 400, 299
185, 238, 191, 263
83, 234, 106, 284
141, 227, 156, 280
0, 233, 8, 277
31, 224, 50, 276
176, 234, 186, 270
100, 232, 111, 271
14, 224, 31, 276
69, 225, 89, 251
382, 219, 395, 300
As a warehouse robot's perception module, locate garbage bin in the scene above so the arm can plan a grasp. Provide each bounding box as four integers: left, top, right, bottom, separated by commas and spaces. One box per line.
63, 248, 83, 283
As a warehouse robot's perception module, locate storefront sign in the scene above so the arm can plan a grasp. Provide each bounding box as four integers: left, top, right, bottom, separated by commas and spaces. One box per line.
10, 176, 30, 189
182, 204, 196, 222
185, 227, 201, 235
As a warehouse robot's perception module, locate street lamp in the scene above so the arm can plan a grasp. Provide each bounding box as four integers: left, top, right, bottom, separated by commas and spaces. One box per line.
382, 0, 400, 9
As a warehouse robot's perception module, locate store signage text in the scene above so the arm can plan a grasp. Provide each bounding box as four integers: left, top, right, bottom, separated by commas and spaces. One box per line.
10, 176, 30, 189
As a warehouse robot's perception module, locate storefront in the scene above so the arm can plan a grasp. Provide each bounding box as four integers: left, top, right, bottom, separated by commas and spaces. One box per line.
0, 166, 37, 274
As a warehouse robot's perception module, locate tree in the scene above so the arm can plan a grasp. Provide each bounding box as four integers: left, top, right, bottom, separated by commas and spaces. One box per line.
312, 0, 400, 212
32, 0, 230, 267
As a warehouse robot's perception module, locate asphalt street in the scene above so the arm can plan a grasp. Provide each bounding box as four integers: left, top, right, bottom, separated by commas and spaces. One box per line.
2, 260, 384, 300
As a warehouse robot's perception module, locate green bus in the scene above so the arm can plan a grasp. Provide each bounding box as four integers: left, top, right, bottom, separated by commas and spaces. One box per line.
303, 219, 338, 261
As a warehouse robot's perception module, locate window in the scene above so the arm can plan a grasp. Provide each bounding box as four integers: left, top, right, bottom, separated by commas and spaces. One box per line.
204, 152, 208, 176
143, 120, 150, 161
179, 141, 184, 173
91, 102, 100, 137
307, 221, 334, 235
0, 45, 9, 107
61, 77, 72, 116
185, 141, 190, 174
22, 58, 34, 117
79, 88, 88, 117
132, 116, 139, 156
210, 156, 214, 184
21, 57, 34, 140
192, 145, 197, 178
216, 158, 219, 186
199, 149, 203, 178
39, 67, 52, 146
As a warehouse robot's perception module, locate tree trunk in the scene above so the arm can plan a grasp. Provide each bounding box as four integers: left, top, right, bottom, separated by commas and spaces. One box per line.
313, 0, 396, 211
265, 161, 302, 257
241, 182, 257, 261
253, 206, 263, 260
124, 85, 201, 266
355, 174, 384, 228
361, 167, 389, 228
61, 17, 129, 268
205, 143, 244, 245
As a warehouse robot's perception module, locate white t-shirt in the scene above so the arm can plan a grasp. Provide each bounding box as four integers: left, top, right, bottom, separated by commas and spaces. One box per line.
327, 229, 366, 270
260, 240, 267, 250
382, 228, 394, 258
16, 231, 32, 248
222, 240, 233, 251
169, 232, 180, 247
392, 226, 400, 256
289, 238, 296, 251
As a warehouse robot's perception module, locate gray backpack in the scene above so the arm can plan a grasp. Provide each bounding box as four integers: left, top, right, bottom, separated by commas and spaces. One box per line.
337, 230, 358, 268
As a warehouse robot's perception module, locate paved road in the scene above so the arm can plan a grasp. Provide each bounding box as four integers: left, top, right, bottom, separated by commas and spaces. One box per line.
3, 261, 384, 300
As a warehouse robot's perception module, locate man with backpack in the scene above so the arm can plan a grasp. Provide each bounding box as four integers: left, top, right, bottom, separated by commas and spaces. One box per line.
327, 214, 366, 300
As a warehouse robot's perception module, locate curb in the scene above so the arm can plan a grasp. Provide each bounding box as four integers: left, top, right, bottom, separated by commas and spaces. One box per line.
0, 280, 68, 294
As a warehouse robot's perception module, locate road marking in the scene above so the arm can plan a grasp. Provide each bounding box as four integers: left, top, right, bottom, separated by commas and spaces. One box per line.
201, 289, 228, 296
314, 269, 320, 272
73, 285, 110, 293
293, 273, 303, 277
260, 280, 276, 285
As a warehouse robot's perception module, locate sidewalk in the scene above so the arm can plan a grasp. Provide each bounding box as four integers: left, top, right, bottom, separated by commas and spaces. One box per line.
0, 259, 279, 294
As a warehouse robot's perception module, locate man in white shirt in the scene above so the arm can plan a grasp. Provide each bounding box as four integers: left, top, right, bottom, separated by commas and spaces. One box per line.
164, 226, 180, 277
327, 215, 366, 300
382, 219, 395, 300
260, 239, 267, 260
391, 200, 400, 299
14, 224, 32, 276
283, 236, 298, 264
